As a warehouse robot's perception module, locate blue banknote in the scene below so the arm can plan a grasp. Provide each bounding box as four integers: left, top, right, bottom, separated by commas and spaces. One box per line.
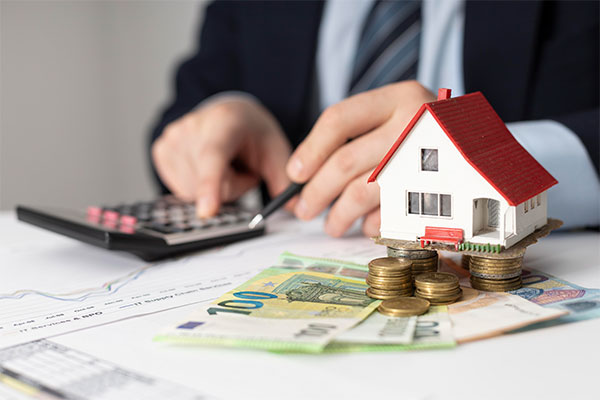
509, 268, 600, 331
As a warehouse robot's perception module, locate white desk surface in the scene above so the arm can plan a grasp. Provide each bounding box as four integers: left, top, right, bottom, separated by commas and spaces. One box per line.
1, 211, 599, 400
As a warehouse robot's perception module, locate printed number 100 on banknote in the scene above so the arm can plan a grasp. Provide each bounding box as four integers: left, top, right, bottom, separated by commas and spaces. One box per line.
156, 267, 380, 353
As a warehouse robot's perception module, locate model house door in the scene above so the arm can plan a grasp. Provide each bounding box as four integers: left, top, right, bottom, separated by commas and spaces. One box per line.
473, 198, 485, 234
473, 198, 500, 234
487, 199, 500, 228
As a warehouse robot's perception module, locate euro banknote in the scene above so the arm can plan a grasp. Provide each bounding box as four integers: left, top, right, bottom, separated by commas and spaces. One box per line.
508, 268, 600, 331
324, 306, 455, 353
155, 266, 380, 353
333, 313, 417, 345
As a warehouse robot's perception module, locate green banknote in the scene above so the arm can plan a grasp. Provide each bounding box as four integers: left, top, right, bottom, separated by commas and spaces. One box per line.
155, 266, 380, 353
324, 306, 455, 353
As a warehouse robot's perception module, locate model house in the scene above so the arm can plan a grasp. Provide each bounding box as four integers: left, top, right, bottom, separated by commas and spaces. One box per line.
368, 89, 558, 250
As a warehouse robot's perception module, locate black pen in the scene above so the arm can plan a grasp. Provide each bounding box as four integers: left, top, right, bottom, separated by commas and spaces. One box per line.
248, 182, 305, 229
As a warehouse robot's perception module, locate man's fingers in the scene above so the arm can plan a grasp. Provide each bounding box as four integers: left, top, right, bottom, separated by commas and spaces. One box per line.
362, 208, 381, 237
287, 86, 396, 183
294, 122, 394, 220
193, 150, 230, 218
220, 169, 260, 203
258, 129, 293, 198
324, 171, 380, 237
152, 131, 198, 201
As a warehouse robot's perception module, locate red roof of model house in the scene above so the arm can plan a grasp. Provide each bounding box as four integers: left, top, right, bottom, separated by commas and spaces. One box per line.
368, 89, 558, 206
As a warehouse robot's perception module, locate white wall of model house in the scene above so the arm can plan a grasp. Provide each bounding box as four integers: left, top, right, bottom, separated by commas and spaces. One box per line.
375, 110, 548, 248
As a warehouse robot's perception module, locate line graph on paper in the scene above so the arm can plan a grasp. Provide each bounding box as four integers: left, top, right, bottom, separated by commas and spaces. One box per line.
0, 234, 288, 348
0, 266, 150, 302
0, 219, 384, 348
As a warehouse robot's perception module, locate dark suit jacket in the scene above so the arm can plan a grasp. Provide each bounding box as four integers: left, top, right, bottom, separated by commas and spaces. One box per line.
150, 0, 599, 192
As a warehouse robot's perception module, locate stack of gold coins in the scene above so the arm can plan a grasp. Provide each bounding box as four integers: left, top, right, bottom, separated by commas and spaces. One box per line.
414, 272, 462, 305
366, 257, 413, 300
378, 297, 430, 317
469, 255, 523, 292
461, 255, 471, 270
387, 247, 438, 278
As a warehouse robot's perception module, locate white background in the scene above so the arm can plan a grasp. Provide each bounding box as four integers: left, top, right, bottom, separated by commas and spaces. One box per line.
0, 0, 207, 210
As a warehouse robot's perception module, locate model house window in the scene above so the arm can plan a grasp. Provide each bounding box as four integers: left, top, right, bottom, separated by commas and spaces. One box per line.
408, 192, 451, 217
408, 192, 420, 214
440, 194, 452, 217
421, 149, 438, 171
422, 193, 438, 215
537, 195, 541, 206
530, 198, 535, 209
524, 201, 528, 213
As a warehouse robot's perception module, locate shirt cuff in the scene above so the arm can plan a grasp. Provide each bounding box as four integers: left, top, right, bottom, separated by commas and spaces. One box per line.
507, 120, 600, 229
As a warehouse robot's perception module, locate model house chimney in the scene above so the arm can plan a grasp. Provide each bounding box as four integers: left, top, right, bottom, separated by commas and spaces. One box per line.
438, 88, 452, 100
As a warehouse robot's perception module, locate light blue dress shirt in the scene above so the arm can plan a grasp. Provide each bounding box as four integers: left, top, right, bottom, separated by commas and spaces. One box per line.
316, 0, 599, 229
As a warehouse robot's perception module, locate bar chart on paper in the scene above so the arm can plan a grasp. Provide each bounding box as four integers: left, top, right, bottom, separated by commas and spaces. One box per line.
0, 339, 211, 400
0, 220, 385, 348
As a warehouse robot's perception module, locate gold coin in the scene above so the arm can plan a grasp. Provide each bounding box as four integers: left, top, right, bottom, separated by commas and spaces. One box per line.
471, 282, 522, 292
367, 276, 412, 285
415, 286, 462, 295
469, 258, 522, 266
367, 272, 412, 279
367, 286, 414, 294
412, 261, 438, 268
378, 297, 430, 317
470, 275, 521, 284
415, 272, 459, 286
367, 280, 413, 288
470, 271, 522, 280
470, 276, 522, 292
415, 290, 462, 301
368, 269, 413, 278
367, 288, 411, 300
369, 257, 412, 271
415, 289, 462, 304
461, 255, 471, 270
411, 263, 438, 267
387, 247, 438, 259
470, 264, 522, 272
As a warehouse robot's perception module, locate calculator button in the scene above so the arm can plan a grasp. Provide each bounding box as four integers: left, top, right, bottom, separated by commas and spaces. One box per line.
146, 222, 174, 234
103, 210, 120, 221
119, 225, 135, 234
87, 206, 102, 217
220, 213, 238, 224
189, 220, 209, 229
171, 222, 192, 232
135, 212, 152, 222
120, 215, 138, 226
152, 209, 167, 219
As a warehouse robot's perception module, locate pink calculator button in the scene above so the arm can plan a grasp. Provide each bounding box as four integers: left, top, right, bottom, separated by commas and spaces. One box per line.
87, 206, 102, 217
103, 210, 120, 221
120, 215, 137, 226
119, 225, 135, 234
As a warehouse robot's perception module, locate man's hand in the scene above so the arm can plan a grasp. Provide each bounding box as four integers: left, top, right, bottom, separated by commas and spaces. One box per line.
286, 81, 436, 237
152, 97, 291, 217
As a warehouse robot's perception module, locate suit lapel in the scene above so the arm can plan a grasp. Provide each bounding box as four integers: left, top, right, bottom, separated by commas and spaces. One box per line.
463, 1, 543, 121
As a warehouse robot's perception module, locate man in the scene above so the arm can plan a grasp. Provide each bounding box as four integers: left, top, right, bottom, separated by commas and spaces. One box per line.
150, 0, 599, 237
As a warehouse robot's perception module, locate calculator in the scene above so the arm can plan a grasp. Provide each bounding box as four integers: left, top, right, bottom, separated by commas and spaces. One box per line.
16, 196, 265, 261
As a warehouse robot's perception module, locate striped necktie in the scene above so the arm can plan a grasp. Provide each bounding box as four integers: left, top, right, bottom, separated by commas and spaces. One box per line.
349, 0, 421, 95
